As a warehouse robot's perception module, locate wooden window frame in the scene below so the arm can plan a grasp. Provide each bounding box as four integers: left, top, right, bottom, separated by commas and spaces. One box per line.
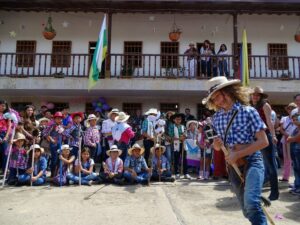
160, 42, 179, 68
16, 40, 36, 67
232, 43, 252, 69
160, 103, 179, 113
123, 103, 142, 116
268, 43, 288, 70
11, 102, 33, 112
51, 41, 72, 67
124, 41, 143, 68
53, 102, 69, 112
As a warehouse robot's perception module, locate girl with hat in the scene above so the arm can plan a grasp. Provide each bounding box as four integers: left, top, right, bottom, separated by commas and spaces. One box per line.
43, 111, 65, 177
250, 86, 279, 201
203, 76, 269, 224
84, 114, 101, 162
123, 143, 151, 185
112, 112, 135, 161
7, 133, 27, 185
151, 144, 174, 182
18, 144, 47, 186
63, 112, 84, 158
67, 147, 98, 186
52, 144, 75, 186
99, 145, 124, 185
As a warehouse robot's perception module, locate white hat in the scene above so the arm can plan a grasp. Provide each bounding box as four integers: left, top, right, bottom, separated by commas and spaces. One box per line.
115, 112, 130, 123
106, 145, 122, 157
84, 114, 98, 128
186, 120, 199, 129
128, 143, 145, 155
145, 108, 158, 115
37, 117, 50, 124
28, 144, 44, 154
202, 76, 240, 104
59, 144, 72, 151
108, 108, 120, 117
150, 144, 166, 154
13, 132, 26, 142
291, 108, 299, 117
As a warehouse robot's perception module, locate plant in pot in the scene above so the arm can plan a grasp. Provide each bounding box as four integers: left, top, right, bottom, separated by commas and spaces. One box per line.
121, 64, 135, 77
169, 17, 181, 42
43, 16, 56, 40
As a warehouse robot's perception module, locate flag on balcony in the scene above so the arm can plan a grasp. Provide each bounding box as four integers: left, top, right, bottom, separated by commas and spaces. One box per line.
88, 15, 107, 90
240, 29, 249, 87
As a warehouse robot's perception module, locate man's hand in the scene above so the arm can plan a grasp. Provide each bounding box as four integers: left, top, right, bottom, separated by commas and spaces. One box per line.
225, 151, 239, 165
108, 172, 115, 178
31, 176, 38, 182
213, 137, 223, 151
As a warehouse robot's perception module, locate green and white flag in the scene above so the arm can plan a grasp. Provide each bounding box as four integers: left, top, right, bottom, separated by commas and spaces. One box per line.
88, 15, 107, 90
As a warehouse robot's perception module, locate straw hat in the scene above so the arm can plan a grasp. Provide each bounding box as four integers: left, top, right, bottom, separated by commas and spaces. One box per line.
38, 117, 50, 124
84, 114, 98, 128
115, 112, 130, 123
71, 112, 84, 120
187, 120, 199, 128
106, 145, 122, 157
250, 86, 268, 99
145, 108, 158, 115
202, 76, 240, 104
27, 144, 44, 154
53, 112, 64, 119
13, 132, 26, 142
128, 143, 145, 155
150, 144, 166, 155
285, 102, 297, 111
108, 108, 119, 117
189, 41, 196, 46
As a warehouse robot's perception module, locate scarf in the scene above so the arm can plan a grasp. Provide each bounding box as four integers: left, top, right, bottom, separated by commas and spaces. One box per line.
107, 157, 122, 173
112, 122, 130, 142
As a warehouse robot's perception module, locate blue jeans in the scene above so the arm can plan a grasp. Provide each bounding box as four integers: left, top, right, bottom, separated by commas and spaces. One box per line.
164, 144, 173, 165
218, 60, 229, 77
143, 139, 154, 166
290, 143, 300, 189
67, 172, 98, 185
201, 60, 211, 77
151, 170, 172, 181
18, 174, 45, 186
229, 153, 267, 225
50, 143, 59, 177
174, 144, 187, 175
261, 132, 279, 198
8, 168, 26, 184
71, 146, 79, 159
0, 131, 8, 172
123, 171, 149, 184
117, 142, 129, 162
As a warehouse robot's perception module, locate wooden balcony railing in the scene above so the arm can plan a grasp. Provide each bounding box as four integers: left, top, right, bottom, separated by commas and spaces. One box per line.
0, 52, 299, 80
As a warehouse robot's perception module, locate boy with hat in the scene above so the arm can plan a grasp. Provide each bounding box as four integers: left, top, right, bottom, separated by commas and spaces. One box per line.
112, 112, 135, 161
99, 145, 124, 185
203, 76, 269, 225
7, 133, 27, 185
43, 111, 65, 177
63, 112, 84, 158
151, 144, 174, 182
18, 144, 47, 186
169, 113, 190, 179
123, 143, 151, 185
84, 114, 101, 162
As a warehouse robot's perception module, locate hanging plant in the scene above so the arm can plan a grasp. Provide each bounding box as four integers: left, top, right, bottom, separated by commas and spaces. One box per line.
169, 16, 181, 42
295, 19, 300, 43
43, 16, 56, 40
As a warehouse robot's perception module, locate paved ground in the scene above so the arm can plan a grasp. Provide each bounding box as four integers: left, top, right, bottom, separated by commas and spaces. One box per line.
0, 178, 299, 225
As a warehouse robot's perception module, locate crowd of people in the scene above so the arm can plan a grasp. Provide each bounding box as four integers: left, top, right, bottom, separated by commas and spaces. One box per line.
0, 83, 299, 199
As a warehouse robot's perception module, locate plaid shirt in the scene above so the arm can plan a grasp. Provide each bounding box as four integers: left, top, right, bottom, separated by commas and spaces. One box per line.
9, 146, 27, 169
124, 156, 148, 174
151, 155, 170, 172
63, 123, 82, 147
212, 102, 266, 148
84, 126, 100, 147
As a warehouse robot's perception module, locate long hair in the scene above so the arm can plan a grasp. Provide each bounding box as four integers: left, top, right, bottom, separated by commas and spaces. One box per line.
23, 105, 36, 124
250, 95, 267, 110
217, 44, 227, 54
206, 84, 251, 111
0, 99, 9, 114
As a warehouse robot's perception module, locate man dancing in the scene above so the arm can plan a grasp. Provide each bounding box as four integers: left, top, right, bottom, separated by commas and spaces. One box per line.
202, 77, 269, 225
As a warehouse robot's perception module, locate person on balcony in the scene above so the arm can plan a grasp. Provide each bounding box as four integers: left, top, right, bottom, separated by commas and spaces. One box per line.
200, 40, 213, 77
217, 44, 229, 77
184, 42, 199, 78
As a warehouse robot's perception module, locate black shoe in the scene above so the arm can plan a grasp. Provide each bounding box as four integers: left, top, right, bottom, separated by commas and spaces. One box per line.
268, 193, 279, 201
279, 178, 288, 182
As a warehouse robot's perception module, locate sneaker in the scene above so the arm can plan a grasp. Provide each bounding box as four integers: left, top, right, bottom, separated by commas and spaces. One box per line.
69, 180, 74, 185
197, 175, 204, 180
184, 174, 191, 180
279, 178, 288, 182
175, 174, 180, 179
87, 180, 93, 186
290, 189, 300, 196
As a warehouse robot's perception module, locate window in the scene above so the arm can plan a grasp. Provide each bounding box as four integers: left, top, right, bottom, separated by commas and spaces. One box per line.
123, 103, 142, 116
85, 103, 95, 115
160, 103, 179, 113
51, 41, 72, 67
268, 44, 288, 70
11, 102, 32, 113
232, 43, 252, 68
88, 41, 105, 78
161, 42, 179, 68
53, 103, 69, 112
124, 41, 142, 68
16, 41, 36, 67
197, 104, 213, 120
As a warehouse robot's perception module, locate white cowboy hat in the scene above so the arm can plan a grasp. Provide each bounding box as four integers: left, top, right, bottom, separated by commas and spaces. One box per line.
250, 86, 268, 99
291, 108, 299, 117
128, 143, 145, 155
58, 144, 72, 152
202, 76, 240, 105
145, 108, 158, 115
84, 114, 98, 128
186, 120, 199, 129
108, 108, 120, 117
28, 144, 44, 154
106, 145, 122, 157
13, 132, 26, 142
150, 144, 166, 155
115, 112, 130, 123
37, 117, 50, 124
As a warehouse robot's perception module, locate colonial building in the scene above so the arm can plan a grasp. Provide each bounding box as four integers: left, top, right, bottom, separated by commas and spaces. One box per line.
0, 0, 300, 117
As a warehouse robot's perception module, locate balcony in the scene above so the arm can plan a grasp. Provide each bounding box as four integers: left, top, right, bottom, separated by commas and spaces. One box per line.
0, 52, 299, 80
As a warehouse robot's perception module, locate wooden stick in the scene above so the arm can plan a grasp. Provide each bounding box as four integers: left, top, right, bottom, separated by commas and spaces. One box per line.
78, 136, 82, 186
30, 138, 36, 186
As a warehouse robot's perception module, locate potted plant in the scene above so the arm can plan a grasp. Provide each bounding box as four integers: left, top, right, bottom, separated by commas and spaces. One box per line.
169, 20, 181, 42
295, 24, 300, 43
121, 65, 135, 77
43, 16, 56, 40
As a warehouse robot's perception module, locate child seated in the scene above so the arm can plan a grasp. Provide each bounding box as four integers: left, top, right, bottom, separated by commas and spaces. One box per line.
18, 144, 47, 186
67, 147, 98, 186
99, 145, 124, 185
123, 143, 151, 185
151, 144, 174, 182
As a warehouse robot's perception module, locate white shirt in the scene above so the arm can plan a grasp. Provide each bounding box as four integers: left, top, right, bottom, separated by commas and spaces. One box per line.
280, 116, 296, 136
101, 119, 116, 134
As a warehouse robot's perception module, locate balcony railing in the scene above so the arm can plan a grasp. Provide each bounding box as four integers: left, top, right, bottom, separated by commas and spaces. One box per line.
0, 52, 299, 80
